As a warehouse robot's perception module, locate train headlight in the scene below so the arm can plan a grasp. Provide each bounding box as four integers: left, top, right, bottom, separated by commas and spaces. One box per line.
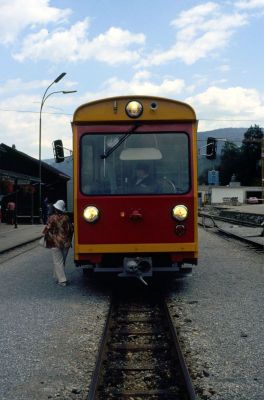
125, 100, 143, 118
83, 206, 99, 223
172, 205, 188, 221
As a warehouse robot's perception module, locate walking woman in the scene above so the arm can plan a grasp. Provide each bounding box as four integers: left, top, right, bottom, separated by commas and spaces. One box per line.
43, 200, 73, 287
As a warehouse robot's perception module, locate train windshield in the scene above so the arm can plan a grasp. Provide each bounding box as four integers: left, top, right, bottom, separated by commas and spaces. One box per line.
80, 131, 190, 195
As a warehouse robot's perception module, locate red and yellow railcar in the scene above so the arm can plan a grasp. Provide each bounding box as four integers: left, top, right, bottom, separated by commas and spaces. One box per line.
72, 96, 198, 282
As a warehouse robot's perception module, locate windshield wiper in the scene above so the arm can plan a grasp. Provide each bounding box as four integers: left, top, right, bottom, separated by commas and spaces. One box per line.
100, 122, 141, 159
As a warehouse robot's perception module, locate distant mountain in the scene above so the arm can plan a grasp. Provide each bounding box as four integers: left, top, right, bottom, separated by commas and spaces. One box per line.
44, 156, 73, 178
198, 127, 247, 151
198, 127, 247, 140
45, 127, 253, 179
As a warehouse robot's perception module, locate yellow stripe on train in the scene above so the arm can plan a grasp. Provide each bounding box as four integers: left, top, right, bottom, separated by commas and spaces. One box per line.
76, 243, 198, 253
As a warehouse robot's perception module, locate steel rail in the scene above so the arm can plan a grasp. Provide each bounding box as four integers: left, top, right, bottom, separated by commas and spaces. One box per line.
87, 299, 114, 400
198, 215, 264, 250
199, 212, 263, 228
161, 298, 197, 400
87, 290, 197, 400
215, 227, 264, 249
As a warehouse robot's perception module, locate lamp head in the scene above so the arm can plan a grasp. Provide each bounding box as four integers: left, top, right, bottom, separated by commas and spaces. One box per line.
62, 90, 77, 94
54, 72, 66, 83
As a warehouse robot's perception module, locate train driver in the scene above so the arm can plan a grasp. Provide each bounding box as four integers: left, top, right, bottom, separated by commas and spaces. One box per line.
133, 163, 154, 193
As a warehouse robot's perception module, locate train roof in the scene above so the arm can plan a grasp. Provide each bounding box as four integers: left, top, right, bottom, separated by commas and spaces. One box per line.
72, 95, 197, 123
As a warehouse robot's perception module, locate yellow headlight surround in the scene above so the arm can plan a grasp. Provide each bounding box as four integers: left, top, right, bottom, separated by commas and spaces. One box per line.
172, 205, 188, 221
125, 100, 143, 118
83, 206, 99, 223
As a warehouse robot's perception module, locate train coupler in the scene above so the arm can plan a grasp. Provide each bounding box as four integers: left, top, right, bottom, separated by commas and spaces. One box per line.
118, 257, 152, 285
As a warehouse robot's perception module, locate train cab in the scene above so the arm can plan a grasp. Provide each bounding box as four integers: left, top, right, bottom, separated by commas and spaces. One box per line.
72, 96, 198, 282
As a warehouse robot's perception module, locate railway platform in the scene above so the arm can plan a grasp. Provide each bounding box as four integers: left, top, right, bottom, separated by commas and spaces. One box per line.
0, 223, 43, 254
215, 203, 264, 215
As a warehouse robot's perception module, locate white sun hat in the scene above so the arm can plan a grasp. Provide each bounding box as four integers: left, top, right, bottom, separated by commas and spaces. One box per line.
53, 200, 66, 212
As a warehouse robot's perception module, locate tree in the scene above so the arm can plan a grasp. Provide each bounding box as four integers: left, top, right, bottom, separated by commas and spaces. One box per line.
219, 141, 240, 185
198, 167, 211, 185
239, 125, 263, 185
218, 125, 263, 186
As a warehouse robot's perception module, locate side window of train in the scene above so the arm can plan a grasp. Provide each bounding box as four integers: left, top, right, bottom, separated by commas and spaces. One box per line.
81, 142, 93, 194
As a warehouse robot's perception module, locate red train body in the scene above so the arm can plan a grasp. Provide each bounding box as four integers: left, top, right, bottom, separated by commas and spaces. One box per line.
72, 96, 198, 281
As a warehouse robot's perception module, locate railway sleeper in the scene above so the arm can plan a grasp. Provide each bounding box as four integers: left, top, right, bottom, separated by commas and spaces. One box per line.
109, 343, 170, 351
99, 387, 183, 399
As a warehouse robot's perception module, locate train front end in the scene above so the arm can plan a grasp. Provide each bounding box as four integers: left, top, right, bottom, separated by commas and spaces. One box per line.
72, 96, 198, 282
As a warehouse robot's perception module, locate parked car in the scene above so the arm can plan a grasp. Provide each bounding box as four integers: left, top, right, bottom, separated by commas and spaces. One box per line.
247, 197, 259, 204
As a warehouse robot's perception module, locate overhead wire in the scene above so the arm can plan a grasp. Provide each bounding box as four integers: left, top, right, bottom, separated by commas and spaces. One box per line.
0, 108, 72, 115
0, 108, 264, 122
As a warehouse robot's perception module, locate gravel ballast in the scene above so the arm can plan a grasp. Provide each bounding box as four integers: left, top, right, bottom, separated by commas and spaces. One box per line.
168, 227, 264, 400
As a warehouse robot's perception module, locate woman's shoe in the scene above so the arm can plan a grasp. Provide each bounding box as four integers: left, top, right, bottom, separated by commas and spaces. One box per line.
58, 281, 67, 287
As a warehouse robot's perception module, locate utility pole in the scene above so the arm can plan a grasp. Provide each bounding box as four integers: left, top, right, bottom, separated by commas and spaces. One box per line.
38, 73, 76, 223
261, 136, 264, 204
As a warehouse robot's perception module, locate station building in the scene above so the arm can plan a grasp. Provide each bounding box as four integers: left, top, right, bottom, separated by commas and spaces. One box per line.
0, 143, 69, 223
199, 185, 263, 206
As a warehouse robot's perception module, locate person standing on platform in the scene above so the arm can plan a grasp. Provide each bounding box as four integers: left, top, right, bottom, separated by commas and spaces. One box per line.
7, 201, 16, 225
42, 197, 49, 225
43, 200, 73, 287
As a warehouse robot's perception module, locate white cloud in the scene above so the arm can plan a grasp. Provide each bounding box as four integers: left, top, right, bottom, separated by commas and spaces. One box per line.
138, 2, 248, 67
217, 64, 231, 72
0, 79, 41, 95
235, 0, 264, 9
171, 2, 219, 31
85, 72, 187, 99
0, 0, 71, 44
80, 27, 145, 65
13, 19, 90, 62
187, 86, 264, 130
0, 77, 77, 96
133, 70, 152, 81
13, 20, 145, 65
0, 94, 42, 155
0, 92, 76, 159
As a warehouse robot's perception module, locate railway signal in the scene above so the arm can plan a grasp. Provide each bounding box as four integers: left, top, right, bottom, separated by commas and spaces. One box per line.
53, 139, 65, 163
206, 137, 217, 160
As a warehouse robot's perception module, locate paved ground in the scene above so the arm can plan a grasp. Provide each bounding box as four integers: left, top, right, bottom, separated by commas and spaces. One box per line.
0, 244, 110, 400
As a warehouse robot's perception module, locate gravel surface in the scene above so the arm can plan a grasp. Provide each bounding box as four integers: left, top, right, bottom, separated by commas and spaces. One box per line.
0, 244, 110, 400
167, 227, 264, 400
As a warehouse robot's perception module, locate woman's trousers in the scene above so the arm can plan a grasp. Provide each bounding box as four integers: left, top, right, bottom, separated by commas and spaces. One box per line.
51, 247, 69, 283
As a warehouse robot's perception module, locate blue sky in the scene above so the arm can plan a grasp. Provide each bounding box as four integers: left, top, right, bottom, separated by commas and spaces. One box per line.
0, 0, 263, 159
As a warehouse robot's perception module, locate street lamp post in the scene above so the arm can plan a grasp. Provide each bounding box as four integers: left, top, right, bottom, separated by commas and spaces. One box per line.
38, 72, 76, 223
261, 136, 264, 206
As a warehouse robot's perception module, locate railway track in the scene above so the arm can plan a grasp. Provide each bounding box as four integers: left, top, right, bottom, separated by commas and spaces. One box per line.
198, 213, 264, 250
87, 288, 196, 400
199, 211, 264, 228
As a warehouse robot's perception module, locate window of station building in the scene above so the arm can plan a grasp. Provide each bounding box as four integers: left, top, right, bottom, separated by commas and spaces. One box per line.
0, 177, 15, 195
